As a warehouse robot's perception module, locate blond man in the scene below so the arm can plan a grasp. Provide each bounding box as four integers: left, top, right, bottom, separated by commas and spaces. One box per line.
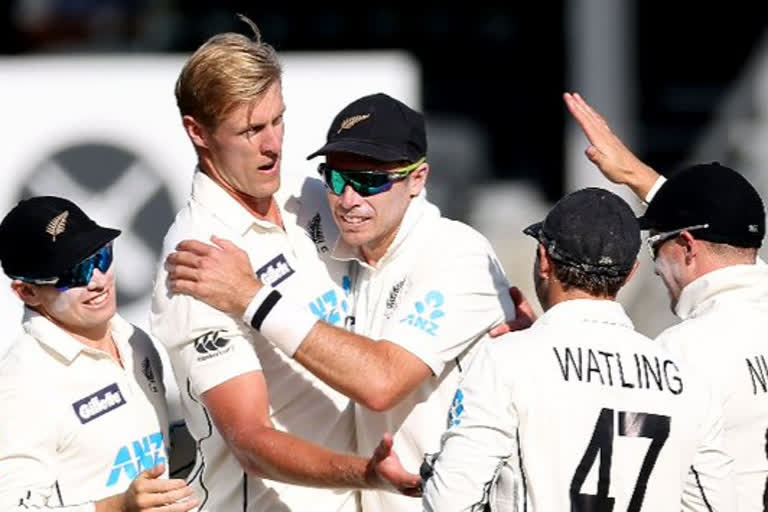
150, 18, 418, 512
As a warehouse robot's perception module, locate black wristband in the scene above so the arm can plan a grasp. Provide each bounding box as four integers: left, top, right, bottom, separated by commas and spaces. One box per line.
250, 290, 282, 331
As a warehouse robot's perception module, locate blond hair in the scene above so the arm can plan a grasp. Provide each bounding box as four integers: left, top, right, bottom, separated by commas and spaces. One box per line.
175, 15, 282, 129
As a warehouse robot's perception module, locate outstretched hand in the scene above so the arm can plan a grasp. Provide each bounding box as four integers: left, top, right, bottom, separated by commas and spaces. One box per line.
367, 432, 422, 497
490, 286, 537, 338
166, 236, 262, 316
563, 92, 660, 200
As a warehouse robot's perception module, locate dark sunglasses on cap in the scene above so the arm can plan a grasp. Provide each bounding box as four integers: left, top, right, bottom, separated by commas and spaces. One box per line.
318, 157, 426, 197
14, 243, 114, 290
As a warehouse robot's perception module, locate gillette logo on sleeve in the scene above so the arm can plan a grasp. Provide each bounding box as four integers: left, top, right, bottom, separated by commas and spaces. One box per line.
72, 383, 126, 424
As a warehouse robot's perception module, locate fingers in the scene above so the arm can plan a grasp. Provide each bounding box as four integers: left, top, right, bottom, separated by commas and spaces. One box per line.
176, 239, 216, 255
166, 251, 201, 271
140, 463, 166, 480
489, 323, 512, 338
564, 92, 604, 143
167, 264, 199, 284
211, 235, 241, 253
168, 278, 200, 297
156, 497, 200, 512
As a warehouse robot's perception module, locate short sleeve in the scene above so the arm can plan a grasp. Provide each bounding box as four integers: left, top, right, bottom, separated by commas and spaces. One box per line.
381, 234, 514, 375
150, 273, 263, 399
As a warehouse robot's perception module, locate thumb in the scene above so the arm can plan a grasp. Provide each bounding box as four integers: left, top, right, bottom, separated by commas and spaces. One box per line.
139, 463, 165, 480
374, 432, 394, 460
585, 145, 604, 165
509, 286, 524, 307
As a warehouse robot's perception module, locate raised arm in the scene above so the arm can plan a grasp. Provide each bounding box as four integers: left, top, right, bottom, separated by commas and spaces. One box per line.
564, 92, 661, 201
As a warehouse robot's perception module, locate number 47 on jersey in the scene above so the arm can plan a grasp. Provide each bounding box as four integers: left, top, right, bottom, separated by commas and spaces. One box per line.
571, 408, 670, 512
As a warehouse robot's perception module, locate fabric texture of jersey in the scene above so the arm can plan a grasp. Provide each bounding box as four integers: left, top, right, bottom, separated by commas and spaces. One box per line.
423, 299, 735, 512
0, 310, 169, 512
150, 169, 356, 512
659, 263, 768, 512
332, 194, 515, 512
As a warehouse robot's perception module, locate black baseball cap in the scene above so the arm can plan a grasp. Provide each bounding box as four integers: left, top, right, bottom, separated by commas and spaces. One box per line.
0, 196, 121, 280
524, 187, 641, 277
306, 92, 427, 163
638, 162, 765, 248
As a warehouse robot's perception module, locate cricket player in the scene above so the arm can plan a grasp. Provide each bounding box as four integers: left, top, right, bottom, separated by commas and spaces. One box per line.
423, 187, 736, 511
0, 196, 196, 512
151, 20, 418, 512
566, 91, 768, 511
166, 92, 517, 512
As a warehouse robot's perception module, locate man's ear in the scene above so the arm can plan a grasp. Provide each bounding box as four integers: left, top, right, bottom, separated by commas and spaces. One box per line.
11, 280, 41, 307
679, 231, 698, 265
537, 245, 553, 280
182, 115, 211, 150
408, 162, 429, 198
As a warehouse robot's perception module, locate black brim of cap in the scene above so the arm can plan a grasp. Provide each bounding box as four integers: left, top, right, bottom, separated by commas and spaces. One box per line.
306, 139, 411, 162
43, 226, 121, 279
522, 221, 544, 240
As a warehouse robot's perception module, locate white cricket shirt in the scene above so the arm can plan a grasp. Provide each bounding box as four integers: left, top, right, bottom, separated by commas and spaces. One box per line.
424, 299, 736, 512
659, 263, 768, 512
332, 195, 515, 512
0, 310, 169, 511
150, 169, 356, 512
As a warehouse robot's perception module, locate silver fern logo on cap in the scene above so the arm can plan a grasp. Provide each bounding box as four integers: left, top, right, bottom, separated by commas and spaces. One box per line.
337, 113, 371, 134
46, 210, 69, 241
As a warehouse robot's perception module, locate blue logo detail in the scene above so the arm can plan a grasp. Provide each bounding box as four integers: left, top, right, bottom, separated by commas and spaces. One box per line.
447, 389, 465, 428
399, 290, 445, 336
106, 432, 166, 487
309, 276, 352, 326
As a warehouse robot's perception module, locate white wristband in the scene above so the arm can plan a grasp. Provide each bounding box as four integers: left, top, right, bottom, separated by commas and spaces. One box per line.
243, 286, 318, 357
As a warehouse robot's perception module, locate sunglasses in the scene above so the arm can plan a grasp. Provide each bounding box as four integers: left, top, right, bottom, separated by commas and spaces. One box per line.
318, 157, 426, 197
17, 243, 114, 290
646, 224, 709, 260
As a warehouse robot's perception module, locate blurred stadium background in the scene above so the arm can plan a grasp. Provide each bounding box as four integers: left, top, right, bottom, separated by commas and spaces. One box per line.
0, 1, 766, 346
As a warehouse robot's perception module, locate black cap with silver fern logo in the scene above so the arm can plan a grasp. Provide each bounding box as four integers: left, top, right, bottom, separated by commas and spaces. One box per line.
0, 196, 120, 280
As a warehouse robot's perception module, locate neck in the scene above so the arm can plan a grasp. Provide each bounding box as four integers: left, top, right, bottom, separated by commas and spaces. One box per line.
200, 160, 283, 227
361, 223, 402, 267
544, 285, 615, 311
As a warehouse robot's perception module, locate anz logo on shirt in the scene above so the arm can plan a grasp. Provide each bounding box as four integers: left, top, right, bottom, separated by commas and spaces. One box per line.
309, 275, 352, 327
447, 389, 465, 428
400, 290, 445, 336
106, 432, 166, 487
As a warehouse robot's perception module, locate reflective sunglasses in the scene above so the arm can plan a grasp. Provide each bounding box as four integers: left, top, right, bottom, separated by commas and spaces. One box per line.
646, 224, 709, 260
16, 243, 114, 290
318, 157, 426, 197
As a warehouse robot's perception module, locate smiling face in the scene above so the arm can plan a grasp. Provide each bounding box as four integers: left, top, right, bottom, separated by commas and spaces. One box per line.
15, 266, 117, 339
325, 152, 428, 265
184, 81, 286, 203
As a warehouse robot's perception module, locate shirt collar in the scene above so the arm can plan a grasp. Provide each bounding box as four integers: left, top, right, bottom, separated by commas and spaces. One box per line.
23, 309, 133, 364
190, 167, 290, 236
675, 262, 768, 319
331, 193, 439, 268
537, 299, 634, 330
